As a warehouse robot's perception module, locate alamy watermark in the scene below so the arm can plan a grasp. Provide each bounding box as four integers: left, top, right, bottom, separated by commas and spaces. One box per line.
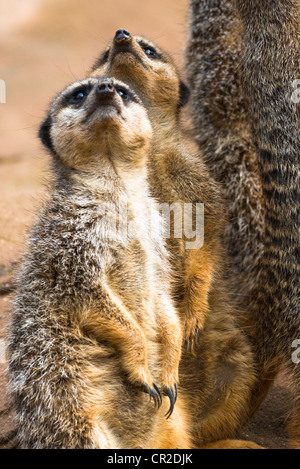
292, 340, 300, 365
0, 79, 6, 104
0, 339, 6, 364
103, 201, 204, 250
160, 202, 204, 250
291, 79, 300, 104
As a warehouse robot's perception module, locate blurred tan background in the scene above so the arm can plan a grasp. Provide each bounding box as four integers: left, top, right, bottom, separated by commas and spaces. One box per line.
0, 0, 291, 449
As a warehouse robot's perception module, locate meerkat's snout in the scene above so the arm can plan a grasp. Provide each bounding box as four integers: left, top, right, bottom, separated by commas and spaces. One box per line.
110, 29, 143, 64
97, 81, 114, 96
95, 81, 119, 105
88, 80, 123, 117
114, 29, 132, 44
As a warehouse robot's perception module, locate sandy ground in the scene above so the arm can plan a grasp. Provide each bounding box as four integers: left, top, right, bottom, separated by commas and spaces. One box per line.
0, 0, 292, 449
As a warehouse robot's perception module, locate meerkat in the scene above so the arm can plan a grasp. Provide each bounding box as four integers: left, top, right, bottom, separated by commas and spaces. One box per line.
90, 32, 262, 449
236, 0, 300, 448
91, 29, 226, 349
7, 77, 191, 449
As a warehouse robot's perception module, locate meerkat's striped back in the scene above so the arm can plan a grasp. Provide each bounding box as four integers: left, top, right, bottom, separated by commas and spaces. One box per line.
186, 0, 265, 295
236, 0, 300, 448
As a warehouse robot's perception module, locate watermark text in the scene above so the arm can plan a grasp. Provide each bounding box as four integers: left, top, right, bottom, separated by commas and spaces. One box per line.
0, 79, 6, 103
102, 200, 205, 250
291, 79, 300, 104
0, 339, 6, 364
292, 340, 300, 364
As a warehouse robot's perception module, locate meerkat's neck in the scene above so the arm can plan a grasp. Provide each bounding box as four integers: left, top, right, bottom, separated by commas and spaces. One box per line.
149, 109, 182, 147
52, 153, 121, 199
150, 125, 187, 170
68, 151, 150, 203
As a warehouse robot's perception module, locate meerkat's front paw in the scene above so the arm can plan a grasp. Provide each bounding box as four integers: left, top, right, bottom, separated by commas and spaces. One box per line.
127, 366, 162, 409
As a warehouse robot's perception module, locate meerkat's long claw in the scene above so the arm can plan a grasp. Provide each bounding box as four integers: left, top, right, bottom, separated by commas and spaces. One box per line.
153, 382, 163, 408
142, 383, 162, 409
163, 386, 177, 419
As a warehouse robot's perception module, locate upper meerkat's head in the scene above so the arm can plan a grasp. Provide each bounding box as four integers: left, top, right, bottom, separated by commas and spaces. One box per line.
39, 77, 152, 170
90, 30, 190, 123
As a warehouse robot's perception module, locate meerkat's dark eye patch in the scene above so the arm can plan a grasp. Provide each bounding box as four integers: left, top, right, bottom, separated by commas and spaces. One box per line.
73, 90, 86, 101
179, 81, 191, 107
138, 41, 161, 60
143, 46, 160, 59
65, 86, 92, 106
39, 115, 55, 154
116, 86, 139, 104
117, 88, 129, 101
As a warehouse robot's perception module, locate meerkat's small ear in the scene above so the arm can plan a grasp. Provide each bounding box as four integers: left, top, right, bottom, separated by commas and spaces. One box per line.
179, 81, 191, 107
39, 115, 55, 153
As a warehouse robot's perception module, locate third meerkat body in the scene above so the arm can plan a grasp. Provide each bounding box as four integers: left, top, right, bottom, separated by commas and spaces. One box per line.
236, 0, 300, 447
185, 0, 270, 420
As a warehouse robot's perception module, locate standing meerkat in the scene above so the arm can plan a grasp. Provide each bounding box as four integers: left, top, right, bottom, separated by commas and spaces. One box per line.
92, 29, 226, 348
8, 77, 190, 449
90, 32, 262, 449
236, 0, 300, 448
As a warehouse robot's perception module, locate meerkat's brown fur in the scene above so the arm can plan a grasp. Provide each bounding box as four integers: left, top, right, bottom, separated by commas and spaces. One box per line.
91, 33, 262, 449
236, 0, 300, 448
8, 77, 191, 449
186, 0, 265, 300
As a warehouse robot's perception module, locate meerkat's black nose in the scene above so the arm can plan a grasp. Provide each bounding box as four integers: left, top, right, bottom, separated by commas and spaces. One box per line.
115, 29, 131, 43
97, 82, 115, 98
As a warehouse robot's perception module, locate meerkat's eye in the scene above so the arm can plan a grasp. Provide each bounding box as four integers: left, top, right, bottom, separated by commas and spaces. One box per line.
143, 46, 159, 60
117, 88, 129, 101
67, 88, 89, 105
74, 91, 85, 100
